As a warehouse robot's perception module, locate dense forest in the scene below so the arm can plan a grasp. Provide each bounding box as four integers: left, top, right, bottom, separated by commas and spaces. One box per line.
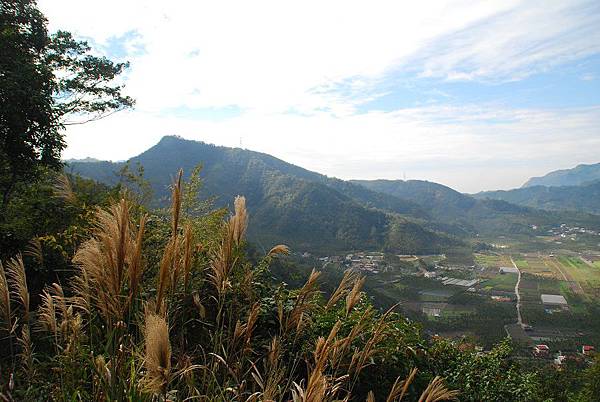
1, 1, 600, 400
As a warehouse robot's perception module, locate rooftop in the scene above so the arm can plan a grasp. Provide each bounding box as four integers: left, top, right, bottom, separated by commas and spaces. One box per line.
541, 294, 568, 306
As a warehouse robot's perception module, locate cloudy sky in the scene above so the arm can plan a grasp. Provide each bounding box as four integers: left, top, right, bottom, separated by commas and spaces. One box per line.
40, 0, 600, 193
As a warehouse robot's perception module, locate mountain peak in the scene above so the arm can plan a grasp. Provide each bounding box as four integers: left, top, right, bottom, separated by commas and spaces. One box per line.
523, 162, 600, 188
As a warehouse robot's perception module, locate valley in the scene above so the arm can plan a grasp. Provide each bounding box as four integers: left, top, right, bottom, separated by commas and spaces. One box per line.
67, 136, 600, 360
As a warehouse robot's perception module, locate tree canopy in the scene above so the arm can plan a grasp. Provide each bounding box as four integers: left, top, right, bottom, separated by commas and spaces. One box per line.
0, 0, 133, 208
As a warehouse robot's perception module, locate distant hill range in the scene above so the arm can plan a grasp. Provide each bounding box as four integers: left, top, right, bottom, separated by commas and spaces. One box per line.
523, 162, 600, 187
476, 163, 600, 215
67, 136, 600, 253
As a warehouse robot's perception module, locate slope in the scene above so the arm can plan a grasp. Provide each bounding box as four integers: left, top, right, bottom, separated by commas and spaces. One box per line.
68, 136, 456, 253
475, 180, 600, 215
523, 162, 600, 187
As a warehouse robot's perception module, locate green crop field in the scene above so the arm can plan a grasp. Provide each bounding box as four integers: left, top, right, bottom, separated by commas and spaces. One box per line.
482, 273, 517, 292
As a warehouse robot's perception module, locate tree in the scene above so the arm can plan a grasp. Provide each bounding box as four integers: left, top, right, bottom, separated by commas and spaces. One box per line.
0, 0, 133, 210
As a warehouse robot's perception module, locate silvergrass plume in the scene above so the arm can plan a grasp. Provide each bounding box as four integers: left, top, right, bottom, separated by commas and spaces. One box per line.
326, 269, 358, 310
73, 198, 138, 324
418, 376, 459, 402
143, 313, 172, 395
17, 324, 35, 380
38, 289, 57, 334
267, 244, 289, 258
24, 238, 43, 266
0, 262, 12, 331
53, 173, 77, 204
6, 254, 30, 322
182, 223, 193, 293
345, 276, 365, 316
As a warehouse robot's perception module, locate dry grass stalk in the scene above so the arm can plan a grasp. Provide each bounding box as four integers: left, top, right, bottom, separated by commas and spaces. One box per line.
285, 270, 321, 333
209, 196, 248, 296
71, 263, 91, 314
6, 255, 30, 322
182, 223, 193, 293
418, 376, 459, 402
171, 169, 183, 236
231, 196, 248, 246
17, 324, 35, 379
267, 244, 289, 258
384, 367, 418, 402
24, 238, 44, 266
0, 262, 13, 331
53, 173, 77, 204
143, 313, 172, 395
73, 198, 140, 324
345, 276, 365, 316
330, 306, 374, 369
38, 289, 57, 334
326, 270, 358, 310
129, 214, 147, 306
349, 310, 392, 376
234, 303, 261, 353
294, 322, 344, 402
156, 237, 175, 312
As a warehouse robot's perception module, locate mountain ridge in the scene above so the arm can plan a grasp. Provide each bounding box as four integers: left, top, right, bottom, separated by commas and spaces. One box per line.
523, 162, 600, 187
68, 136, 457, 253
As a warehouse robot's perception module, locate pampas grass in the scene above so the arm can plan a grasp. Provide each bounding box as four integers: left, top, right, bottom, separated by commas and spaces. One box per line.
1, 167, 465, 401
142, 313, 172, 396
418, 376, 459, 402
6, 255, 29, 323
0, 261, 12, 331
72, 198, 141, 325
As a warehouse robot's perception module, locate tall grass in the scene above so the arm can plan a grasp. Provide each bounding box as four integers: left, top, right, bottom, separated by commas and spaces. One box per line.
0, 168, 458, 401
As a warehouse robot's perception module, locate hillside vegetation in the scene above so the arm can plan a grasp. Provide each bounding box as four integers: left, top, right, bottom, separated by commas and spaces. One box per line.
475, 181, 600, 215
0, 169, 553, 401
68, 136, 459, 254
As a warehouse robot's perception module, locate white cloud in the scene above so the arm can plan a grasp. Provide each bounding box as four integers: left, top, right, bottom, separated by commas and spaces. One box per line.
62, 104, 600, 193
39, 0, 600, 192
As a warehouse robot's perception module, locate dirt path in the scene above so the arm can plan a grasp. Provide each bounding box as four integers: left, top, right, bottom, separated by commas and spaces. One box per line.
511, 256, 523, 326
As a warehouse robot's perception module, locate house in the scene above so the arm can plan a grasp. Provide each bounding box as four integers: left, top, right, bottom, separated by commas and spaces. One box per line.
541, 294, 568, 312
533, 344, 550, 357
582, 345, 595, 356
499, 267, 518, 274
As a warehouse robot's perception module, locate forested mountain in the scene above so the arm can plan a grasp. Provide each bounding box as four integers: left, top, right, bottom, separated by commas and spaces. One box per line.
69, 136, 600, 251
475, 180, 600, 215
523, 162, 600, 187
351, 179, 600, 235
68, 136, 456, 253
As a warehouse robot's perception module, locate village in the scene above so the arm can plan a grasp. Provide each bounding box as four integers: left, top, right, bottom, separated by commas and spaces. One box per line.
299, 248, 600, 364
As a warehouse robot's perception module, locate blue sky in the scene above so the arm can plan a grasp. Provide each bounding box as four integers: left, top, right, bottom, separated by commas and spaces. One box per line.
40, 0, 600, 192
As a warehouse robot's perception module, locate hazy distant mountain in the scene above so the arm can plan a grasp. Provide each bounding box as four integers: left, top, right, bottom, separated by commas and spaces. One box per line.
63, 157, 103, 163
351, 179, 600, 235
68, 136, 456, 253
523, 162, 600, 187
475, 180, 600, 215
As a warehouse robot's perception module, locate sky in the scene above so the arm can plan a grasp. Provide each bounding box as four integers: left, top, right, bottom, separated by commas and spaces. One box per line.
39, 0, 600, 193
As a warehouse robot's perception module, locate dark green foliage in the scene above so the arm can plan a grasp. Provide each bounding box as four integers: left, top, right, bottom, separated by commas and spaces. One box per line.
0, 0, 132, 210
353, 179, 600, 235
427, 338, 542, 401
69, 136, 459, 254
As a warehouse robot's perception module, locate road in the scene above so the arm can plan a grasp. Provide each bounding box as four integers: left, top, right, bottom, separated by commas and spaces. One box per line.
511, 256, 523, 326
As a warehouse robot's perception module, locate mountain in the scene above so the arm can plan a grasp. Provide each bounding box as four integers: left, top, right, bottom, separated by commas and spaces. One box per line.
351, 179, 600, 235
475, 180, 600, 215
67, 136, 457, 254
523, 162, 600, 187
